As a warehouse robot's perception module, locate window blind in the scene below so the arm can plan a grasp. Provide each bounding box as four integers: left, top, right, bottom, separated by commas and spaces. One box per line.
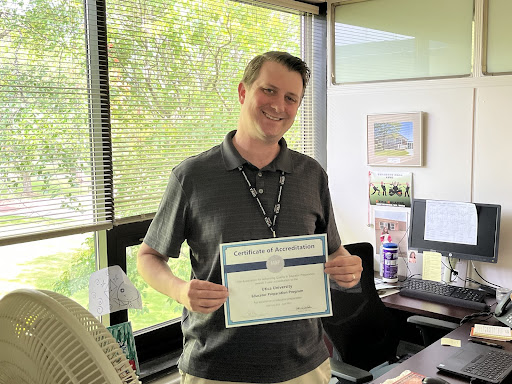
0, 0, 325, 243
108, 0, 323, 223
0, 0, 112, 246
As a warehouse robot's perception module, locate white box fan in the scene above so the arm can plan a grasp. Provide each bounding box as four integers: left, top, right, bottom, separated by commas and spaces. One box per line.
0, 289, 141, 384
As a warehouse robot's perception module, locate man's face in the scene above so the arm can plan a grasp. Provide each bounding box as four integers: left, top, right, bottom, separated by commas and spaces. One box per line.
238, 61, 303, 143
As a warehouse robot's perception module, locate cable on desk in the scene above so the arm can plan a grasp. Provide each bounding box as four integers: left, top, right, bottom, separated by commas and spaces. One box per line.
460, 311, 494, 326
467, 260, 502, 289
398, 274, 421, 283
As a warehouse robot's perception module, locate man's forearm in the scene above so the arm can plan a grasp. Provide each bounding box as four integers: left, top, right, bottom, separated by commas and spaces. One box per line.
137, 250, 186, 303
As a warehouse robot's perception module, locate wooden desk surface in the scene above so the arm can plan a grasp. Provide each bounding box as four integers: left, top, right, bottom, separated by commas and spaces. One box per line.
372, 321, 512, 384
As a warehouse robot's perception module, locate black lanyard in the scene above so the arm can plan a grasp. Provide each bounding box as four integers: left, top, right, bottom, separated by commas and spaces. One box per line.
238, 165, 285, 238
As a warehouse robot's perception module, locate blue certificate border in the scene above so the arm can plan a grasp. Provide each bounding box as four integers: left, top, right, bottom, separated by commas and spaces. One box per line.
220, 234, 331, 327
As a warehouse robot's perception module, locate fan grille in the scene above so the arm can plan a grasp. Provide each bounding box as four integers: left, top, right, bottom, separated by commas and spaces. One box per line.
0, 289, 141, 384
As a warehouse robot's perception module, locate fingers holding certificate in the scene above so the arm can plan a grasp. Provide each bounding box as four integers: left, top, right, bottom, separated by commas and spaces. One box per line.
220, 234, 332, 328
324, 246, 363, 288
181, 279, 229, 314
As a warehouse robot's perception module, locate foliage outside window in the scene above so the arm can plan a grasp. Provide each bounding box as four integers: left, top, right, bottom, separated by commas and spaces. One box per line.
1, 0, 317, 238
126, 243, 191, 331
108, 0, 312, 222
1, 0, 108, 244
0, 233, 94, 309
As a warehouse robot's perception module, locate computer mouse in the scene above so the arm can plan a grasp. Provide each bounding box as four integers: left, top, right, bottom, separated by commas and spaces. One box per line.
422, 377, 450, 384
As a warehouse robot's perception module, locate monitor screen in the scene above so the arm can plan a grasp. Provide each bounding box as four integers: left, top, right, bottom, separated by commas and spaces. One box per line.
408, 199, 501, 263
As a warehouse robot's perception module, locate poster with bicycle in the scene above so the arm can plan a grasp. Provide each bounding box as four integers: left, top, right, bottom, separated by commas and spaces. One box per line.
369, 171, 412, 207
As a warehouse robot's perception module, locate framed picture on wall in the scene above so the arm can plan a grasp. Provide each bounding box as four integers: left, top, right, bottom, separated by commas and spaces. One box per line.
367, 112, 424, 166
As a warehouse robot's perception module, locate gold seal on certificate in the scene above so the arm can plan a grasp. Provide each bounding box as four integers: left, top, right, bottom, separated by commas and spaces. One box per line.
219, 234, 332, 328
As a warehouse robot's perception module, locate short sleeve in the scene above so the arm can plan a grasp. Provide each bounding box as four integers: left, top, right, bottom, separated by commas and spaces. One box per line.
143, 171, 188, 258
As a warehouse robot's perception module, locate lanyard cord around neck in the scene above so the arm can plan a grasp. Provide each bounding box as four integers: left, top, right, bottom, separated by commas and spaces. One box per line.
238, 165, 285, 238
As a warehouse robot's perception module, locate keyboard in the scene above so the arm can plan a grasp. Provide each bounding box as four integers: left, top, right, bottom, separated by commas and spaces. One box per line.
399, 279, 489, 311
462, 349, 512, 382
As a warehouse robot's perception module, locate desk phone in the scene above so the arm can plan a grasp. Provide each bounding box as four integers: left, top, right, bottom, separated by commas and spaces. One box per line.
495, 292, 512, 328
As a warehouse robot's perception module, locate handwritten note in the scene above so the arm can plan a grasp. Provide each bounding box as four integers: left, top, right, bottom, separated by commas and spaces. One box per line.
424, 200, 477, 245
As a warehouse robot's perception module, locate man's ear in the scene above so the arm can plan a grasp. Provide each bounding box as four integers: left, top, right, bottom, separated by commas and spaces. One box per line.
238, 82, 246, 104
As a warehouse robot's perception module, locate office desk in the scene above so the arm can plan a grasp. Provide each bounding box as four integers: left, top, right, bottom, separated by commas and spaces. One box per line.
372, 321, 512, 384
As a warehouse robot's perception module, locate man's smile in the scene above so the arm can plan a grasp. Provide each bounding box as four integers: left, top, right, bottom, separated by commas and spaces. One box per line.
262, 111, 283, 121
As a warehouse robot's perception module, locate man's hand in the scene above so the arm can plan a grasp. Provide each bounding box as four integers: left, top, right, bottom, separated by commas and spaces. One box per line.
179, 279, 229, 314
324, 245, 363, 288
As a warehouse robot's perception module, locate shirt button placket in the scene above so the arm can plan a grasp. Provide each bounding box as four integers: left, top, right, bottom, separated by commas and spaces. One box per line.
256, 171, 264, 195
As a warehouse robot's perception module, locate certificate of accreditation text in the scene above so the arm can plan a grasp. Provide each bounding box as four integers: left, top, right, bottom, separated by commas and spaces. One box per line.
219, 234, 332, 328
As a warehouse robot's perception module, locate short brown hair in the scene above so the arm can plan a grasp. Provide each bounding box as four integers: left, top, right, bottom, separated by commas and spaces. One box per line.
241, 51, 310, 97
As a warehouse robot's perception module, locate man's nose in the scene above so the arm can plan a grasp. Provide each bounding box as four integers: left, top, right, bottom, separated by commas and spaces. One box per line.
270, 98, 286, 113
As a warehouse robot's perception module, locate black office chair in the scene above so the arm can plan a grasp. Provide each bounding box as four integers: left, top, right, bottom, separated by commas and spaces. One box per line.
322, 242, 402, 384
322, 242, 458, 384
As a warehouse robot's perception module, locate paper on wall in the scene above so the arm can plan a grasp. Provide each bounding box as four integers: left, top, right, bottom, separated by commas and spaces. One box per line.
88, 265, 142, 316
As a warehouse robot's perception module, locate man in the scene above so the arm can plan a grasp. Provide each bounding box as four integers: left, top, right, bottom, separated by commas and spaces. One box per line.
137, 51, 363, 384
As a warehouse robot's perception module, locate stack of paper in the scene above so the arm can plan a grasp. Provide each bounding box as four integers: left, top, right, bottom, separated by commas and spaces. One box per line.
470, 323, 512, 342
374, 277, 400, 298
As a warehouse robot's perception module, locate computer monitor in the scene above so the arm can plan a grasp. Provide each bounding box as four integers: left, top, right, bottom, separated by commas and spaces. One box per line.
408, 199, 501, 263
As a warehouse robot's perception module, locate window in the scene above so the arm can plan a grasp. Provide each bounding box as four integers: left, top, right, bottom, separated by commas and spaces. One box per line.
1, 0, 326, 378
126, 242, 191, 332
332, 0, 474, 83
0, 233, 95, 304
0, 0, 111, 245
485, 0, 512, 74
380, 222, 395, 231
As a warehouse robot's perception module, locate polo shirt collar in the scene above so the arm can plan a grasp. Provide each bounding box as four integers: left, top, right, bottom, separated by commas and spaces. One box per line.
221, 130, 293, 173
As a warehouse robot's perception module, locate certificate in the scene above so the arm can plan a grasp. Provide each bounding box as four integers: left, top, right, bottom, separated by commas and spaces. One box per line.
220, 234, 332, 328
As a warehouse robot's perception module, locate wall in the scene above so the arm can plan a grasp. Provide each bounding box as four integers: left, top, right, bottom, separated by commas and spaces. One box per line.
326, 70, 512, 288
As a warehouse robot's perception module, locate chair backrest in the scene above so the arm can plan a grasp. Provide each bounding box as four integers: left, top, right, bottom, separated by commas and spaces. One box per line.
321, 242, 400, 371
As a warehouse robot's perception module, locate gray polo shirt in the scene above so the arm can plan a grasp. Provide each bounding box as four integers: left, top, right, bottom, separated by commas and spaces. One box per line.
144, 130, 342, 382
